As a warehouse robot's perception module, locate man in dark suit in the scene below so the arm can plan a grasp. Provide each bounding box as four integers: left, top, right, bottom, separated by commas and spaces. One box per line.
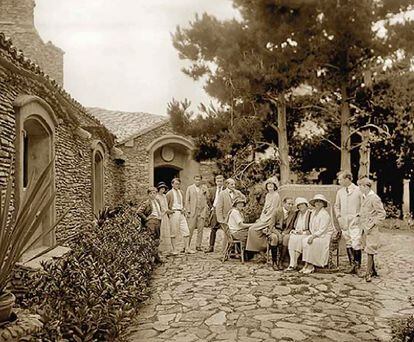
205, 175, 225, 253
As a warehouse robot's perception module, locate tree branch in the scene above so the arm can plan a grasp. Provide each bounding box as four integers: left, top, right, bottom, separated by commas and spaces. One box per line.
321, 137, 341, 150
269, 123, 280, 134
345, 123, 391, 147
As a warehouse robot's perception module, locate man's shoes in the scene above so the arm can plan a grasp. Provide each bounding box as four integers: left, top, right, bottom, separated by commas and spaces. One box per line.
277, 263, 284, 271
171, 250, 179, 256
185, 249, 196, 254
365, 273, 372, 282
196, 247, 202, 252
205, 246, 214, 253
345, 263, 357, 274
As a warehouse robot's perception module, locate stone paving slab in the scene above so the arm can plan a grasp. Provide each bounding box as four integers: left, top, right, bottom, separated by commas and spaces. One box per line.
126, 229, 414, 341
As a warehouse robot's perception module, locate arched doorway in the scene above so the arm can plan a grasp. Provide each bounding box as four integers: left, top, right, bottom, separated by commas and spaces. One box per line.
14, 95, 57, 252
147, 135, 200, 192
154, 165, 181, 190
23, 116, 54, 248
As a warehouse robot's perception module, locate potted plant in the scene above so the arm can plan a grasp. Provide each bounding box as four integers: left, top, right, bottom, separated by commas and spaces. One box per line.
0, 159, 68, 323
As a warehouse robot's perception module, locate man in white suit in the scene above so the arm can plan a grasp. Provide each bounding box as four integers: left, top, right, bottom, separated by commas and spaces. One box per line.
185, 175, 208, 251
357, 177, 386, 282
335, 170, 363, 274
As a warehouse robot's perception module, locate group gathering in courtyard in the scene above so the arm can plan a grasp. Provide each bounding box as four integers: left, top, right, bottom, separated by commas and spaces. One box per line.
1, 0, 414, 340
137, 170, 386, 283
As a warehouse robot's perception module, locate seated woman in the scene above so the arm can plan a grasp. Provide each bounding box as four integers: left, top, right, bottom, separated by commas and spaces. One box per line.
246, 178, 281, 264
285, 197, 312, 271
226, 196, 252, 246
301, 194, 334, 274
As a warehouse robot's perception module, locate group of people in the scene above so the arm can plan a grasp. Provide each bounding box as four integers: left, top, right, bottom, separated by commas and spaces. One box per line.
137, 170, 386, 282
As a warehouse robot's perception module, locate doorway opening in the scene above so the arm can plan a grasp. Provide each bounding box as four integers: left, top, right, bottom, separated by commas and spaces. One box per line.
154, 166, 181, 190
23, 117, 53, 249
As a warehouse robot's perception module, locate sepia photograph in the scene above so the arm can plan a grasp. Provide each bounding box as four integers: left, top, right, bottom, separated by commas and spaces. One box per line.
0, 0, 413, 341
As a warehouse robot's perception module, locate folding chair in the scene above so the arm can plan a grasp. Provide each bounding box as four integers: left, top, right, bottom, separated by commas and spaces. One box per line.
221, 223, 245, 263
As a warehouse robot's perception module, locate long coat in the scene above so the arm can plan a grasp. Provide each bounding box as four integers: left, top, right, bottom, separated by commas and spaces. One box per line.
303, 208, 333, 267
246, 191, 281, 252
215, 188, 243, 224
358, 191, 386, 254
185, 184, 208, 219
334, 183, 362, 230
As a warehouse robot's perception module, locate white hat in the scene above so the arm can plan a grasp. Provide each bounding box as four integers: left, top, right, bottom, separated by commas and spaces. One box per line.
294, 197, 309, 207
264, 176, 280, 190
309, 194, 329, 207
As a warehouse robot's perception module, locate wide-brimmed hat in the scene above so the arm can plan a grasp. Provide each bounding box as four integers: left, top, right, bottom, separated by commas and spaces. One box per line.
232, 195, 247, 207
264, 176, 280, 191
309, 194, 329, 207
156, 182, 168, 191
295, 197, 309, 208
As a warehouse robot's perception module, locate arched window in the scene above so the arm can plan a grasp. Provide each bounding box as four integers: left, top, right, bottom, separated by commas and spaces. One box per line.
14, 95, 57, 250
91, 141, 105, 216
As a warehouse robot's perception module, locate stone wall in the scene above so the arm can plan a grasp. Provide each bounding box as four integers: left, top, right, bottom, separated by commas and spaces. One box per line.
0, 0, 64, 85
0, 35, 120, 244
119, 123, 174, 203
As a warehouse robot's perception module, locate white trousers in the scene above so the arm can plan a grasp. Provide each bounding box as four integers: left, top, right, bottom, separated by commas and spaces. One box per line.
169, 212, 190, 238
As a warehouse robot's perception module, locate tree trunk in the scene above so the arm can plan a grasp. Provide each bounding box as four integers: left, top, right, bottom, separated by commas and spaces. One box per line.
277, 95, 290, 185
358, 130, 371, 179
340, 84, 351, 172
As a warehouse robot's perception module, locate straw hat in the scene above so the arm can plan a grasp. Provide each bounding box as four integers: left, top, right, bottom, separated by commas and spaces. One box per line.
309, 194, 329, 207
294, 197, 309, 208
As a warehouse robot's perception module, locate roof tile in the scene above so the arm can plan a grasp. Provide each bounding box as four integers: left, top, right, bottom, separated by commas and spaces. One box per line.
87, 107, 169, 144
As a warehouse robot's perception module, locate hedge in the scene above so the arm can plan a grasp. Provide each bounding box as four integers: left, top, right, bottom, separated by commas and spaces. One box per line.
21, 204, 157, 341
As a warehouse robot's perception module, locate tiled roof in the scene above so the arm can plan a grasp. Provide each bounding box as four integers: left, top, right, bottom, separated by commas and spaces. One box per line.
87, 107, 169, 144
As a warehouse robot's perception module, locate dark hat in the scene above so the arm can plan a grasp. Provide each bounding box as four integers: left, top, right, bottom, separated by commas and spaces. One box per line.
156, 182, 168, 190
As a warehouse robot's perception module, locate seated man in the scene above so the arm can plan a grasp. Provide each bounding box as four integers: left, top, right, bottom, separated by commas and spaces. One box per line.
226, 196, 253, 246
137, 186, 163, 263
286, 197, 312, 271
269, 196, 295, 270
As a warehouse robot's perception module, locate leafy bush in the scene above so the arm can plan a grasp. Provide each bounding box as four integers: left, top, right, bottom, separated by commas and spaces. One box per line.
391, 314, 414, 342
22, 203, 157, 341
384, 201, 402, 219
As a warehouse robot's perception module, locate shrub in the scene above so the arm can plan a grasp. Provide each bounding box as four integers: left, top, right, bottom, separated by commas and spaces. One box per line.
22, 203, 157, 341
384, 201, 402, 219
391, 314, 414, 342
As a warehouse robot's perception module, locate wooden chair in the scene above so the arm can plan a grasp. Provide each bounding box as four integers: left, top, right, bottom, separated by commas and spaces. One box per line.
221, 223, 245, 263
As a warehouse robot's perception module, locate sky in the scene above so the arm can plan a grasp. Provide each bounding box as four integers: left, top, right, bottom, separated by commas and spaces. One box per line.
34, 1, 238, 115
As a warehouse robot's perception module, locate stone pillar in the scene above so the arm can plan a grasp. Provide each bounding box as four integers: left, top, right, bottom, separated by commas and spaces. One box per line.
403, 179, 410, 216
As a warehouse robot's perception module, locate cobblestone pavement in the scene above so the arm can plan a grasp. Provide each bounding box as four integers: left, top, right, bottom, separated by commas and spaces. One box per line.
126, 229, 414, 341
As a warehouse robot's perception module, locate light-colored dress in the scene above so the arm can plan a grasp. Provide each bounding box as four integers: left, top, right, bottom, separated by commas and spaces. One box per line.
246, 191, 281, 252
302, 208, 334, 267
156, 193, 172, 252
288, 210, 311, 253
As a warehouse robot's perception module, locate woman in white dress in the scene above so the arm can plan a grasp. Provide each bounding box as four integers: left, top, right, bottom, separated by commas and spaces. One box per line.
285, 197, 312, 271
301, 194, 334, 274
246, 177, 281, 253
156, 182, 174, 254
